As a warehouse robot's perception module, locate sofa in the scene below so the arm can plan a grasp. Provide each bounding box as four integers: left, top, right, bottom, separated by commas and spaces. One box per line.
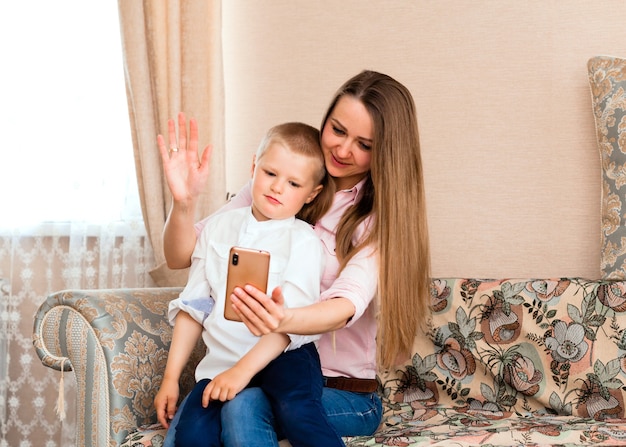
32, 55, 626, 446
32, 278, 626, 447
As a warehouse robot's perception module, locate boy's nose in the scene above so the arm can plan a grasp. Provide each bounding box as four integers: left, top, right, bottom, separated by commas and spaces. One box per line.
270, 179, 283, 193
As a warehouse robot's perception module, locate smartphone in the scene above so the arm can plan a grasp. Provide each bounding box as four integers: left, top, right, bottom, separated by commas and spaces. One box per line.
224, 246, 271, 321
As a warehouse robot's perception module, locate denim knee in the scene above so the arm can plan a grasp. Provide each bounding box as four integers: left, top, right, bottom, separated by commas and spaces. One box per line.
174, 379, 221, 447
221, 388, 280, 447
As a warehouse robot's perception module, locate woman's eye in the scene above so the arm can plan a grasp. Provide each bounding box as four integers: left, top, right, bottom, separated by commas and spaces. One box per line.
332, 126, 346, 136
359, 141, 372, 151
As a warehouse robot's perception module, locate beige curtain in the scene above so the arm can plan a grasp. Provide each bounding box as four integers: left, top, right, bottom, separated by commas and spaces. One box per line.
118, 0, 225, 286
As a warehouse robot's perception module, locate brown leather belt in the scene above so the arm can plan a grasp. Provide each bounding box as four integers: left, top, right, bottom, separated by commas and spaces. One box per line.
324, 376, 378, 393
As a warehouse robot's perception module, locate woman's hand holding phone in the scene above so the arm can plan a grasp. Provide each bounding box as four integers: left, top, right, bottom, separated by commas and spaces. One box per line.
230, 285, 287, 336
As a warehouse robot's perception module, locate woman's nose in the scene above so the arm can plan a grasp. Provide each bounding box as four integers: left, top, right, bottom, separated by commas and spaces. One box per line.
335, 139, 351, 158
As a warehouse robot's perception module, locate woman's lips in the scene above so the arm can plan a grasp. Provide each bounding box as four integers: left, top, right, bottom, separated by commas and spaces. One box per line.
331, 153, 350, 167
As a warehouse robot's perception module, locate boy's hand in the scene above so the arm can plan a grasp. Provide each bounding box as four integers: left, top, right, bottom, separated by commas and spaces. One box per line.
154, 377, 179, 428
202, 366, 252, 407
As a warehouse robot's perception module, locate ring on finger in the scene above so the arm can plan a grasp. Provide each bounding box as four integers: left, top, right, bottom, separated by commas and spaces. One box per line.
170, 146, 179, 153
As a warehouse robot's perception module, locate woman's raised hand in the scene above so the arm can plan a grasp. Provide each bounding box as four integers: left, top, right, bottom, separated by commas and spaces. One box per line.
157, 112, 213, 204
231, 285, 287, 336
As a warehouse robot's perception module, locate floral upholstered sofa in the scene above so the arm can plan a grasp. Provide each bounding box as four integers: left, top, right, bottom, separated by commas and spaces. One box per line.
32, 278, 626, 447
32, 55, 626, 446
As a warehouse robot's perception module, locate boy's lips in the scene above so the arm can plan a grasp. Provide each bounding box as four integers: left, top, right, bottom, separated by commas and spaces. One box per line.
265, 195, 281, 205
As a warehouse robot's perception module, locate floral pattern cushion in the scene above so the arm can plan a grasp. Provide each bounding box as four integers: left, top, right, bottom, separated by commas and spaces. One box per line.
366, 278, 626, 446
588, 55, 626, 279
33, 278, 626, 447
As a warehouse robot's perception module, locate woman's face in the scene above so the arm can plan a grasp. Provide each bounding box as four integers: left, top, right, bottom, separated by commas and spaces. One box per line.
321, 95, 373, 191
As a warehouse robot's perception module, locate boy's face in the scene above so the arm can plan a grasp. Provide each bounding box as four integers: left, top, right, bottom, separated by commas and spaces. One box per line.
250, 142, 322, 221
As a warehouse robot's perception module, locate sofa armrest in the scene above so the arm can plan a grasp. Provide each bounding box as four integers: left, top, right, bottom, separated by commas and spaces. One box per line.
32, 287, 201, 447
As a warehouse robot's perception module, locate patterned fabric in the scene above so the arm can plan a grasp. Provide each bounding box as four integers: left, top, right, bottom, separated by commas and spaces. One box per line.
33, 287, 201, 447
33, 278, 626, 446
3, 227, 152, 446
588, 55, 626, 279
363, 278, 626, 446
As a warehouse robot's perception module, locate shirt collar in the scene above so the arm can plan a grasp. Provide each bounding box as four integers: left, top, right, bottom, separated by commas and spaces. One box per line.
243, 206, 297, 231
337, 176, 368, 202
315, 177, 369, 233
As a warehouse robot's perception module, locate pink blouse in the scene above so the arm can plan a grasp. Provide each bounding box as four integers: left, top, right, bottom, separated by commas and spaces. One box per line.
195, 179, 378, 379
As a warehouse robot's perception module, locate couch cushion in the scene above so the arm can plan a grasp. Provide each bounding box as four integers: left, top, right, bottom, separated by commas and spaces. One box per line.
370, 277, 626, 445
125, 278, 626, 446
380, 278, 626, 420
124, 414, 626, 446
588, 55, 626, 279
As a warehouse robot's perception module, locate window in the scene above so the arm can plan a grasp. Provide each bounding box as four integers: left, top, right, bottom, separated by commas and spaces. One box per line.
0, 1, 141, 228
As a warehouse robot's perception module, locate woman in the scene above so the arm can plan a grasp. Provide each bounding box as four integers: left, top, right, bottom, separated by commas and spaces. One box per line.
158, 70, 431, 446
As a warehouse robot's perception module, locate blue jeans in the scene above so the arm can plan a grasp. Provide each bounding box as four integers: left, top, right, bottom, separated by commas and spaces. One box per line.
174, 378, 222, 446
168, 343, 347, 447
221, 386, 382, 447
164, 386, 381, 447
163, 393, 186, 447
255, 342, 344, 447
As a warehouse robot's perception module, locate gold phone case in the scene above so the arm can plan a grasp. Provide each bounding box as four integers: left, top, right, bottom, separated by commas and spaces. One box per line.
224, 246, 270, 321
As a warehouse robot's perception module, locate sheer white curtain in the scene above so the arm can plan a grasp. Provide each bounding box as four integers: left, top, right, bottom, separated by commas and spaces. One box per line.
0, 2, 152, 445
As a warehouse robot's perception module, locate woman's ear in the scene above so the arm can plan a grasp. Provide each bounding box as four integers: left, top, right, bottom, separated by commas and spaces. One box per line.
305, 184, 324, 203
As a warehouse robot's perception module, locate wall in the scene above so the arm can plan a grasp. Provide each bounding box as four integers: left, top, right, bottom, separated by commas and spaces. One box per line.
222, 0, 626, 279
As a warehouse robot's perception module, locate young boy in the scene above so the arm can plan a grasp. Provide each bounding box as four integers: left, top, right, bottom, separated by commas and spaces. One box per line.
155, 122, 344, 447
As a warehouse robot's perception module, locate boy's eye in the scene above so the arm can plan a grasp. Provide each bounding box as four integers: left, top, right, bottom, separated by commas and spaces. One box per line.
289, 181, 301, 188
263, 169, 276, 177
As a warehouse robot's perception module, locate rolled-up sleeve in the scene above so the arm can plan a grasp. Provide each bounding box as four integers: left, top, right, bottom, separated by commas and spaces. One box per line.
286, 332, 320, 350
168, 263, 214, 326
319, 244, 378, 326
168, 228, 214, 325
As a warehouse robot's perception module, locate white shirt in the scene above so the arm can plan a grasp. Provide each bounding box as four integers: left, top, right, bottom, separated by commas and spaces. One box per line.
197, 180, 380, 379
169, 206, 324, 381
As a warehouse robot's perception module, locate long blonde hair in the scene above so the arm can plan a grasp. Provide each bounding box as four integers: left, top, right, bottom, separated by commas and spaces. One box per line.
320, 71, 431, 369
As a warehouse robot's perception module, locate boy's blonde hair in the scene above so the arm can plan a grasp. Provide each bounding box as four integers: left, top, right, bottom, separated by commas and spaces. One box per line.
255, 122, 334, 224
